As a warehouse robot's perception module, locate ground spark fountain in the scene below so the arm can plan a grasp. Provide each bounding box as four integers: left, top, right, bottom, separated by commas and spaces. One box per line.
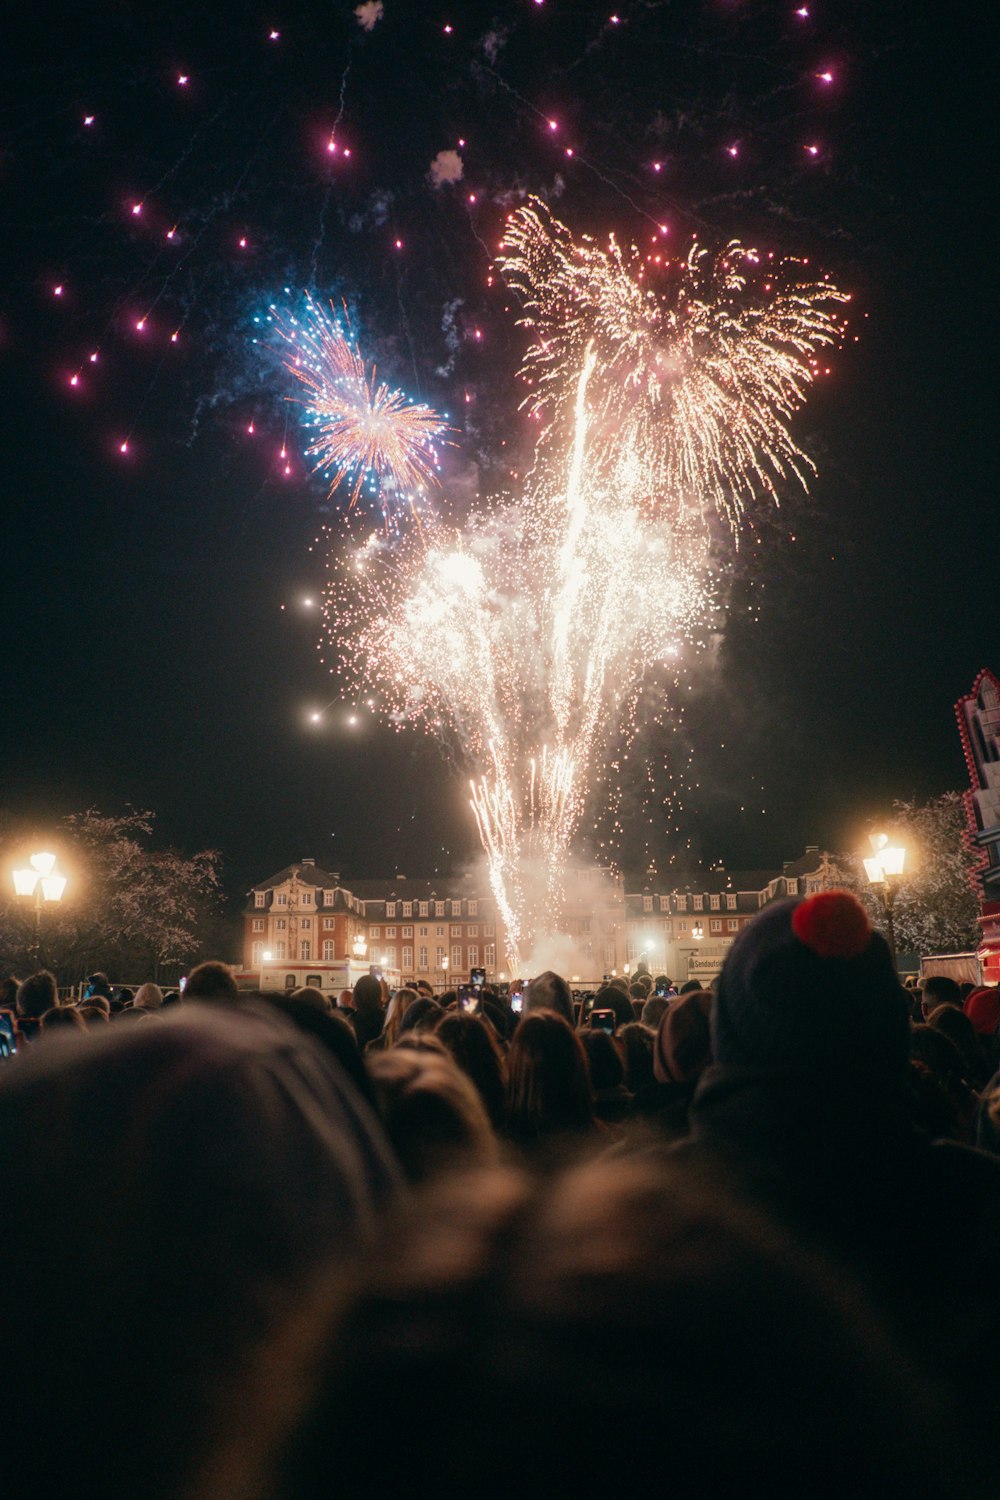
290, 202, 849, 970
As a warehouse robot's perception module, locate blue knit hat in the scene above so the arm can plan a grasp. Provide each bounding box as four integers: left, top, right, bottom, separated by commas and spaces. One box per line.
713, 892, 909, 1075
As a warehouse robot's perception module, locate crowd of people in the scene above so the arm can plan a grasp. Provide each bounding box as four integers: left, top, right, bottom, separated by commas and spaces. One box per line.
3, 888, 1000, 1497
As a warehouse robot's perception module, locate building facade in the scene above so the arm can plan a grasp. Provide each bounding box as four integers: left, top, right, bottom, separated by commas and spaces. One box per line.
243, 847, 834, 988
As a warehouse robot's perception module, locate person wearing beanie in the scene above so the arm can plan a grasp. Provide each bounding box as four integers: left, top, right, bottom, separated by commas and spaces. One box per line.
677, 889, 1000, 1457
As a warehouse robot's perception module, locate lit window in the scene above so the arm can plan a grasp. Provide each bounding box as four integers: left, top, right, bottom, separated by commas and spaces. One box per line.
402, 926, 413, 938
726, 894, 736, 910
677, 896, 687, 912
483, 943, 494, 967
435, 902, 445, 917
693, 895, 704, 911
402, 946, 413, 970
276, 918, 286, 931
252, 941, 263, 963
277, 893, 287, 906
252, 918, 264, 932
371, 926, 381, 938
323, 940, 334, 960
324, 890, 335, 906
323, 917, 334, 930
301, 890, 312, 905
300, 918, 311, 931
419, 926, 428, 938
451, 925, 462, 937
402, 902, 412, 917
435, 926, 445, 937
436, 947, 446, 969
467, 945, 478, 967
710, 918, 722, 933
277, 941, 286, 959
419, 902, 429, 917
386, 926, 396, 938
300, 940, 310, 960
710, 895, 720, 910
452, 944, 463, 968
418, 946, 428, 970
451, 901, 461, 916
728, 919, 739, 932
643, 896, 653, 912
254, 892, 266, 908
387, 902, 396, 917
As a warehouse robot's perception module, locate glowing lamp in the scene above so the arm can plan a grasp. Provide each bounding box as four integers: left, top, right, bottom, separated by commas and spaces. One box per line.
41, 874, 67, 903
12, 868, 39, 897
352, 933, 368, 960
692, 921, 704, 940
30, 851, 57, 877
262, 950, 273, 962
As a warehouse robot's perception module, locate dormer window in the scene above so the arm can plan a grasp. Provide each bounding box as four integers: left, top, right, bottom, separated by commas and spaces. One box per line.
254, 892, 266, 907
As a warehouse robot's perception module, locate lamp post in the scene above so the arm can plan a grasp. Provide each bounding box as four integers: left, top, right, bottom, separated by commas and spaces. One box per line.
11, 851, 68, 969
863, 833, 906, 971
260, 949, 273, 990
691, 920, 704, 941
352, 931, 368, 962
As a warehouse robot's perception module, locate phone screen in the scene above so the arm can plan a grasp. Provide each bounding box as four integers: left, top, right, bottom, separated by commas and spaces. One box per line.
590, 1008, 616, 1035
470, 967, 486, 989
0, 1010, 17, 1058
458, 984, 480, 1013
510, 992, 523, 1015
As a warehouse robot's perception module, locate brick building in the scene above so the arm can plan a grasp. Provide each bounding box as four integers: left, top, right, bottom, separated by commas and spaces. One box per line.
243, 847, 834, 989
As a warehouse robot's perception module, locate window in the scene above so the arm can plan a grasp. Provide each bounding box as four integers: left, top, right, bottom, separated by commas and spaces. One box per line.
382, 947, 396, 966
787, 879, 798, 896
436, 947, 446, 969
643, 896, 653, 912
323, 917, 334, 930
284, 974, 296, 990
277, 941, 286, 959
468, 901, 478, 916
419, 902, 429, 917
727, 919, 739, 932
402, 925, 413, 938
693, 895, 704, 911
451, 925, 462, 937
252, 918, 264, 932
483, 923, 494, 937
301, 890, 312, 905
306, 975, 322, 989
580, 917, 591, 933
418, 946, 428, 970
659, 895, 669, 911
677, 895, 687, 911
710, 918, 722, 933
710, 895, 720, 910
402, 946, 413, 970
451, 901, 461, 916
435, 901, 445, 917
726, 894, 737, 910
300, 918, 311, 931
323, 940, 334, 960
451, 944, 463, 968
806, 880, 820, 894
277, 892, 287, 906
484, 943, 495, 967
386, 926, 396, 938
324, 890, 335, 906
467, 944, 478, 967
418, 926, 428, 938
662, 921, 672, 938
254, 892, 266, 908
276, 918, 286, 931
468, 925, 478, 938
435, 926, 445, 937
604, 945, 615, 967
252, 941, 263, 963
402, 902, 412, 917
371, 926, 381, 938
300, 940, 310, 960
678, 921, 687, 934
387, 902, 396, 917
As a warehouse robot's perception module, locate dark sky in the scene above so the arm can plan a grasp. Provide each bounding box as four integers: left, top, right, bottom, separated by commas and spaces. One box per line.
0, 0, 991, 900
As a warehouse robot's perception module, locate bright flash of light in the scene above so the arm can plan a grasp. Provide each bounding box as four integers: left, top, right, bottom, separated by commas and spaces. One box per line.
318, 203, 845, 966
498, 198, 849, 533
270, 293, 454, 523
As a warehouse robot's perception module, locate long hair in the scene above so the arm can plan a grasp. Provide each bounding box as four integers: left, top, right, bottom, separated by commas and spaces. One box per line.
506, 1011, 595, 1144
435, 1012, 508, 1130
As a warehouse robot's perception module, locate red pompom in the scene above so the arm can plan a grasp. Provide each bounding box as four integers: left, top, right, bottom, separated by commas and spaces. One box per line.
791, 890, 872, 959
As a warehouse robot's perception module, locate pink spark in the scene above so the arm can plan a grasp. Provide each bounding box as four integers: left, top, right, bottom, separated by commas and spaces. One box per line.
177, 74, 189, 86
443, 23, 453, 33
247, 422, 255, 435
69, 374, 79, 387
727, 144, 739, 157
89, 351, 99, 363
83, 114, 95, 126
816, 70, 834, 83
457, 137, 466, 147
473, 328, 483, 341
119, 440, 129, 454
284, 464, 292, 476
239, 236, 248, 248
131, 202, 143, 216
609, 12, 621, 21
327, 138, 337, 153
280, 447, 287, 460
166, 226, 176, 240
269, 29, 280, 40
548, 118, 558, 131
565, 146, 574, 157
652, 161, 662, 172
53, 284, 64, 297
170, 330, 179, 343
468, 193, 477, 203
795, 5, 809, 15
805, 143, 820, 155
343, 147, 352, 157
658, 224, 669, 235
135, 319, 146, 332
394, 238, 403, 249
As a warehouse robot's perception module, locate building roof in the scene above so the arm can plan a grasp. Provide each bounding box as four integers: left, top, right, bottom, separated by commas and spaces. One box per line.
623, 848, 826, 897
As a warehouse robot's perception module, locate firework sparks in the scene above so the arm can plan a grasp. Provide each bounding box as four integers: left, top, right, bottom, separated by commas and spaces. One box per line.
272, 294, 453, 519
499, 199, 850, 531
322, 205, 845, 965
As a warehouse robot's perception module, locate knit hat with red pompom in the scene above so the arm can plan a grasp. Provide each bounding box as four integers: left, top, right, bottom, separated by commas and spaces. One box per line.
712, 891, 909, 1076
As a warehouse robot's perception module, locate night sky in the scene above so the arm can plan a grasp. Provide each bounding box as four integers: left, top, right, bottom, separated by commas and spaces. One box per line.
0, 0, 991, 903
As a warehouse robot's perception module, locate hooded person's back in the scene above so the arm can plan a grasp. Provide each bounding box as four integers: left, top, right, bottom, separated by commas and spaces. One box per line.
676, 891, 1000, 1458
0, 1002, 398, 1500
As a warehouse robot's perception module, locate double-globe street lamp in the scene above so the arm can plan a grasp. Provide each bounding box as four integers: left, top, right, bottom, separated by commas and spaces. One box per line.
863, 833, 906, 971
11, 851, 68, 968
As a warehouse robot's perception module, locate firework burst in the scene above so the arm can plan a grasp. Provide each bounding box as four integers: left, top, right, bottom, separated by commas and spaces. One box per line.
500, 199, 850, 530
272, 293, 453, 520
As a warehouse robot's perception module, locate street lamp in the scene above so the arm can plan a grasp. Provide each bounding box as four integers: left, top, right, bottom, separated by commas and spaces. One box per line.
352, 931, 368, 961
692, 920, 704, 941
259, 949, 273, 989
11, 851, 68, 968
863, 833, 906, 970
